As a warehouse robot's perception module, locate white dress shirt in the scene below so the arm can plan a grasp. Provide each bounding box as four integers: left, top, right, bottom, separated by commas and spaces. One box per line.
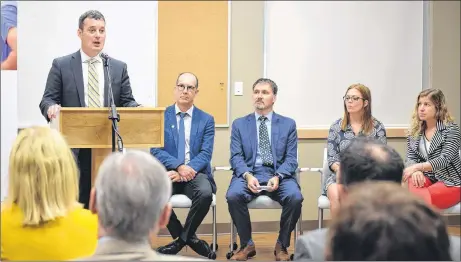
419, 135, 431, 159
175, 104, 194, 164
80, 49, 105, 107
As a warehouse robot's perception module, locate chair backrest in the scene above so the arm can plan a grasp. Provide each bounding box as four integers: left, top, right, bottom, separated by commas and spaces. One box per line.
321, 147, 331, 189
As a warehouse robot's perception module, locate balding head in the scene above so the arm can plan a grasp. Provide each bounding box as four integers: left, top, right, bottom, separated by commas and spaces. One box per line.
176, 72, 199, 89
174, 72, 199, 110
339, 138, 404, 188
90, 150, 172, 243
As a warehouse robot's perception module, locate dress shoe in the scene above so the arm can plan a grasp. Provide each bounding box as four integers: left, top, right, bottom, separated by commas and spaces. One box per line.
274, 242, 290, 261
230, 244, 256, 261
187, 236, 212, 257
156, 239, 185, 255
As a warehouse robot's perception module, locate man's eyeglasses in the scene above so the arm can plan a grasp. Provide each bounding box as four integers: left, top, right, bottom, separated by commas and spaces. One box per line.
343, 95, 364, 102
176, 84, 197, 92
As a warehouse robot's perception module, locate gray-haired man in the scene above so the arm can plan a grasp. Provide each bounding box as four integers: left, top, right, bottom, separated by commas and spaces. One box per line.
76, 150, 206, 261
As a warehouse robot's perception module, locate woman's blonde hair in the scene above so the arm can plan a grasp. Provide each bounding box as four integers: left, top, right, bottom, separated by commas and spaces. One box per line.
341, 83, 374, 135
5, 126, 80, 226
408, 89, 454, 138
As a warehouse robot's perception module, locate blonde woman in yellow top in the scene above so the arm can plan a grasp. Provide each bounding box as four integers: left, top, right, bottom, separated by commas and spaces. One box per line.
1, 126, 98, 260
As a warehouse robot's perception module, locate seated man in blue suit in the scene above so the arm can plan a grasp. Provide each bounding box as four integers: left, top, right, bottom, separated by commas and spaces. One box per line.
150, 72, 216, 258
227, 78, 303, 261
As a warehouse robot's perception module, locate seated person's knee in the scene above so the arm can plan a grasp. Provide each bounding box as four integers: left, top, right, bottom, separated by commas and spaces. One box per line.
226, 191, 245, 204
286, 190, 304, 207
196, 187, 213, 203
327, 183, 341, 201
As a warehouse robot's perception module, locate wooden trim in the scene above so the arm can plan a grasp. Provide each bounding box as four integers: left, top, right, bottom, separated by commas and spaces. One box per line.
297, 127, 408, 139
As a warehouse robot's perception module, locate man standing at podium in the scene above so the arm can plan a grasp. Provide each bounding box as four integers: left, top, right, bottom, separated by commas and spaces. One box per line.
39, 10, 139, 209
151, 72, 216, 258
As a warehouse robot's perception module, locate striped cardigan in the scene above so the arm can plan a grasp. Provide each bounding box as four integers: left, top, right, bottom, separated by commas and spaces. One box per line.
406, 121, 461, 186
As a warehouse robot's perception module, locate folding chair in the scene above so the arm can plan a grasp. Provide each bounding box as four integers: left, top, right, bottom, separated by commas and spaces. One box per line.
299, 148, 329, 229
213, 167, 305, 261
169, 173, 218, 260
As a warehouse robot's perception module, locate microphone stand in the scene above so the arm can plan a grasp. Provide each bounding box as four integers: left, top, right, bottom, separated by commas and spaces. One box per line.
102, 54, 124, 153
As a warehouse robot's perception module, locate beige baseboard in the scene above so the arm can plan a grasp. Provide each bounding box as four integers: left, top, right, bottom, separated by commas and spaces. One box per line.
158, 215, 460, 236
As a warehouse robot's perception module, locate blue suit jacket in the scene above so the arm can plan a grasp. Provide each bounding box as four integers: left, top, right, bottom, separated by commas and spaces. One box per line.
151, 105, 216, 193
230, 112, 298, 179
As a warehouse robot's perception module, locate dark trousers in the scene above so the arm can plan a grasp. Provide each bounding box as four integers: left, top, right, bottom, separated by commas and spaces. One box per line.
168, 173, 213, 243
226, 168, 303, 248
73, 148, 92, 209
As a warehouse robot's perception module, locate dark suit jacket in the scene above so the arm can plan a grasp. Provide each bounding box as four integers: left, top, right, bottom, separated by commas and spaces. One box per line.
39, 50, 139, 122
150, 105, 216, 193
230, 112, 298, 178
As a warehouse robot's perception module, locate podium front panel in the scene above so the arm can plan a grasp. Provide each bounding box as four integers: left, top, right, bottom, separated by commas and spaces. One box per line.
57, 107, 165, 148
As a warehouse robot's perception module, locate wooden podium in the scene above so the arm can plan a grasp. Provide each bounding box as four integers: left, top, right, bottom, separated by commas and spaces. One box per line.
51, 107, 165, 186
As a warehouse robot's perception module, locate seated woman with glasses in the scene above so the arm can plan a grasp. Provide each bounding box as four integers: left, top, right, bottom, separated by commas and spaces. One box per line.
324, 83, 387, 217
1, 127, 97, 260
403, 89, 460, 210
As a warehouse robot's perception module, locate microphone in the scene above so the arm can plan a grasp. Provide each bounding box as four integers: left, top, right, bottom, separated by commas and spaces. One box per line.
100, 52, 109, 63
100, 52, 123, 153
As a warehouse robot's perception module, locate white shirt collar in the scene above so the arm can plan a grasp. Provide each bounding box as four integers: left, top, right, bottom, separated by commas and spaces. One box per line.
175, 104, 194, 117
80, 49, 103, 64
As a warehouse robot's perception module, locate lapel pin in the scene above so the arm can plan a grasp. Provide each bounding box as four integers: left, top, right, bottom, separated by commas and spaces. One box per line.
171, 125, 175, 128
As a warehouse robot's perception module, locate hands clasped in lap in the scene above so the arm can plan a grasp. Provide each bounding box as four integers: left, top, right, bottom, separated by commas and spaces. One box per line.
168, 165, 197, 182
246, 173, 279, 193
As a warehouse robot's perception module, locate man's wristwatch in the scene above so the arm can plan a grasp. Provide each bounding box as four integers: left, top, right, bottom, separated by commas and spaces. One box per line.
243, 172, 251, 180
275, 173, 283, 181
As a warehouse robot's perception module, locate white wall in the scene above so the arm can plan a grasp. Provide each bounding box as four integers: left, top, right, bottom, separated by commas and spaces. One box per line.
1, 71, 18, 201
17, 1, 158, 128
265, 1, 424, 128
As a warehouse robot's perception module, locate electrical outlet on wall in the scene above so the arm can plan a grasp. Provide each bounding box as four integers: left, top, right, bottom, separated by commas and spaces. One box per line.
234, 82, 243, 96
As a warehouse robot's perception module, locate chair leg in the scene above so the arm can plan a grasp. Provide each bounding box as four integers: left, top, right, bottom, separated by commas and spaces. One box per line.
318, 208, 324, 229
298, 211, 303, 235
226, 219, 236, 259
294, 220, 298, 250
212, 206, 217, 252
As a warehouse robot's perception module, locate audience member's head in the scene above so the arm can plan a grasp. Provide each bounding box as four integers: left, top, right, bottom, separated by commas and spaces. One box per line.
338, 137, 404, 194
326, 181, 451, 261
90, 150, 172, 243
6, 126, 79, 226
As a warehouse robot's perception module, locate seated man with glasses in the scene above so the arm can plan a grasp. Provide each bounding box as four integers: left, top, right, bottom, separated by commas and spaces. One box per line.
150, 72, 216, 258
322, 83, 387, 218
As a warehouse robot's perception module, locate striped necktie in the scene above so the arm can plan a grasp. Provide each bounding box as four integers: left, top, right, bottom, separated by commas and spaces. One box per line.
87, 58, 101, 107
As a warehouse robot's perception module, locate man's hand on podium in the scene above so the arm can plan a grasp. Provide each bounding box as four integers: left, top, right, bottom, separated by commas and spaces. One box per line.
47, 104, 61, 120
